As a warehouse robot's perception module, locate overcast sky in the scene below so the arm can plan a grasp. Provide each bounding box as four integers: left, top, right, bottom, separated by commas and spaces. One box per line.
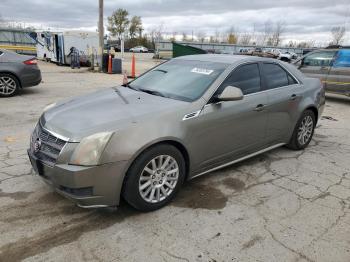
1, 0, 350, 44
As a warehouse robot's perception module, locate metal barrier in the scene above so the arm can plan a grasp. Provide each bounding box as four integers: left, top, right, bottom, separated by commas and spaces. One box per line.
0, 45, 36, 51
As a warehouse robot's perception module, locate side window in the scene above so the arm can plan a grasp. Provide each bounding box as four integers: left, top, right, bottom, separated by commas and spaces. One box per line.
219, 63, 261, 95
333, 49, 350, 67
263, 63, 291, 89
303, 51, 336, 67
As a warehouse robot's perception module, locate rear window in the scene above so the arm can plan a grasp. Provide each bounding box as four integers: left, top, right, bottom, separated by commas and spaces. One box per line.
219, 63, 261, 95
263, 63, 297, 90
333, 49, 350, 67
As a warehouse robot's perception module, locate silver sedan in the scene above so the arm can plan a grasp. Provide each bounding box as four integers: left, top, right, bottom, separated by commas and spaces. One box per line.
28, 55, 325, 211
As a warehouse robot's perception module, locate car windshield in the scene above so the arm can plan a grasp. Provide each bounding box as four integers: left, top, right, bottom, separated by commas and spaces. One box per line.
128, 59, 228, 102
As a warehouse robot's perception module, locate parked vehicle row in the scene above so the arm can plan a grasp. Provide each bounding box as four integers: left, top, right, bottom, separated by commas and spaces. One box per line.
28, 54, 325, 211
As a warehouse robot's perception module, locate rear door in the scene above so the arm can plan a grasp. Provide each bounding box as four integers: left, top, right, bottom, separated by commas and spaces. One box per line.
297, 50, 337, 84
261, 62, 302, 144
327, 49, 350, 95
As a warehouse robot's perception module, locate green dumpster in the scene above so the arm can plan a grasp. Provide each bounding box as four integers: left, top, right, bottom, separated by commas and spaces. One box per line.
172, 42, 207, 58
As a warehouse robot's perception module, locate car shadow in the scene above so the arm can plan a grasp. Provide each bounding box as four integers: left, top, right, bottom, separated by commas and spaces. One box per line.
19, 86, 42, 96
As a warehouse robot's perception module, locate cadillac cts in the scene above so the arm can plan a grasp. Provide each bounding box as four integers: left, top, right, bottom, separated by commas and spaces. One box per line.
28, 55, 325, 211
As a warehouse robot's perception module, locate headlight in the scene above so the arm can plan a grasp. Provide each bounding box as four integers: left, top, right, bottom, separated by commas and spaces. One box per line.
69, 132, 113, 166
43, 102, 56, 112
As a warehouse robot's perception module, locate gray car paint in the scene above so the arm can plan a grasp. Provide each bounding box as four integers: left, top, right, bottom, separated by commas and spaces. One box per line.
28, 55, 325, 208
0, 49, 41, 88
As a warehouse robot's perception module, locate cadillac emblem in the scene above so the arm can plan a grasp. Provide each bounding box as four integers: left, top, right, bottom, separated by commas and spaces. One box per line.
34, 138, 42, 153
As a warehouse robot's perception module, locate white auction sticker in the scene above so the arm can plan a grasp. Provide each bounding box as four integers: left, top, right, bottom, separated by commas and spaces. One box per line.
191, 68, 214, 75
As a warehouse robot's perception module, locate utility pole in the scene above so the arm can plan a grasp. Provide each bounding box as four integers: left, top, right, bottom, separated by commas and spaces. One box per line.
98, 0, 104, 71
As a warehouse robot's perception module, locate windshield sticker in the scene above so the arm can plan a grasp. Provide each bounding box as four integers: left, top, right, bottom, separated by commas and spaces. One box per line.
191, 68, 214, 75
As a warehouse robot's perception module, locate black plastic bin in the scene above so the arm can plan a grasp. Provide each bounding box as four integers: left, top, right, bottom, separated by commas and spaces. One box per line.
111, 58, 122, 74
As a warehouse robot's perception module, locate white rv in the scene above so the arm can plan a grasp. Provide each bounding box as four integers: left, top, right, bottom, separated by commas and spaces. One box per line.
36, 31, 99, 66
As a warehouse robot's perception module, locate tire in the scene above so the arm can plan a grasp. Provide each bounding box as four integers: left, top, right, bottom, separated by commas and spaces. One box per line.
286, 110, 316, 150
122, 144, 186, 212
0, 73, 20, 97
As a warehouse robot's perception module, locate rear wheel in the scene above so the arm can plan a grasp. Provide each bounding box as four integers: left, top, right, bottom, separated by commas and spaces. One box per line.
287, 110, 315, 150
0, 73, 19, 97
122, 144, 186, 211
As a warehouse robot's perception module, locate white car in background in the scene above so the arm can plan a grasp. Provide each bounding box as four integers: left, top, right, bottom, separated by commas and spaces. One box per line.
268, 49, 294, 62
130, 46, 149, 53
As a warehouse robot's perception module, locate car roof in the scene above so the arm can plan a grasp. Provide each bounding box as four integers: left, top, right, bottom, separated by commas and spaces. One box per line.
175, 54, 278, 64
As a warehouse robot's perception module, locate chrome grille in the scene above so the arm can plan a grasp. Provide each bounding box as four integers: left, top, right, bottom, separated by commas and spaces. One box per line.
31, 124, 67, 166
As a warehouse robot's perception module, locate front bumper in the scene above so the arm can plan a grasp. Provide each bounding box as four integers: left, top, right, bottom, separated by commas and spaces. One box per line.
28, 149, 128, 208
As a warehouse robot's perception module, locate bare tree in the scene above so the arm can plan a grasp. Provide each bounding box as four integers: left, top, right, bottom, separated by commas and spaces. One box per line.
153, 22, 165, 54
150, 22, 165, 43
0, 13, 8, 27
239, 32, 252, 45
214, 29, 221, 43
270, 20, 285, 46
297, 40, 315, 48
287, 40, 297, 47
182, 32, 188, 42
170, 31, 178, 41
196, 31, 206, 43
262, 20, 273, 45
330, 26, 346, 45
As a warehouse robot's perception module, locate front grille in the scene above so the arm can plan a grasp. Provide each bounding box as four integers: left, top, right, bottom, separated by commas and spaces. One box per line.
31, 124, 67, 166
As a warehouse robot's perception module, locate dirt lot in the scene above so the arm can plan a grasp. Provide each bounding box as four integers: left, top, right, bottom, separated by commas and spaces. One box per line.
0, 55, 350, 262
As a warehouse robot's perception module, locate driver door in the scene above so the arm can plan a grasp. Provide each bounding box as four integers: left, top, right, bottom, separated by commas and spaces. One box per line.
190, 63, 269, 174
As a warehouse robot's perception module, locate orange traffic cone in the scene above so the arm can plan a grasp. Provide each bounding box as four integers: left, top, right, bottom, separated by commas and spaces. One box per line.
108, 54, 112, 74
131, 53, 136, 78
123, 71, 128, 85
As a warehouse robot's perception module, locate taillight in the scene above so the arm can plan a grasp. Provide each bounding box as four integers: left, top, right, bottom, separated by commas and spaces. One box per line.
23, 59, 37, 65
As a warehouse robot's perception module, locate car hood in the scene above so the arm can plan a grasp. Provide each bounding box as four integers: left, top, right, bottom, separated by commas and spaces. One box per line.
42, 87, 189, 141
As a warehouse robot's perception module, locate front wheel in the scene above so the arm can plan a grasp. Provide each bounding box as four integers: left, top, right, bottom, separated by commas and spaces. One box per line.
286, 110, 315, 150
122, 144, 186, 211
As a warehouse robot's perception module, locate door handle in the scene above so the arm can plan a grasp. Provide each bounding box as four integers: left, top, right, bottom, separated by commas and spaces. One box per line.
290, 94, 301, 100
290, 94, 297, 100
254, 104, 266, 111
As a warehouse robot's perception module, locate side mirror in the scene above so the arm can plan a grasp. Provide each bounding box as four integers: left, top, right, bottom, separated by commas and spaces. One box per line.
217, 86, 244, 102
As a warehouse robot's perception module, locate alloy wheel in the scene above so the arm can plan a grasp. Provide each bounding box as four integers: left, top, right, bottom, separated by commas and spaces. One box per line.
0, 76, 17, 96
297, 115, 313, 145
139, 155, 179, 203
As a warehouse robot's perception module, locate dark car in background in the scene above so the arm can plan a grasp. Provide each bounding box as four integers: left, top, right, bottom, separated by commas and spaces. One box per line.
294, 46, 350, 96
0, 49, 42, 97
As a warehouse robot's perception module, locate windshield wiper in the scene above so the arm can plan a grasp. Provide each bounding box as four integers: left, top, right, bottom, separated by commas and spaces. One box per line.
153, 69, 168, 73
139, 88, 168, 98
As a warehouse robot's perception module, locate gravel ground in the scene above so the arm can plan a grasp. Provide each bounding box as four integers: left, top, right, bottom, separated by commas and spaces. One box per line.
0, 56, 350, 262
